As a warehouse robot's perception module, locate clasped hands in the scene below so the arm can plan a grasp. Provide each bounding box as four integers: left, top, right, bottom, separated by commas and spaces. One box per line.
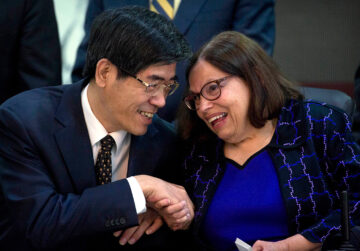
114, 175, 194, 246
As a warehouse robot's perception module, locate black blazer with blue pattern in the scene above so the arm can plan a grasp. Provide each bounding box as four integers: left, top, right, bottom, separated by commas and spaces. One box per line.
183, 99, 360, 246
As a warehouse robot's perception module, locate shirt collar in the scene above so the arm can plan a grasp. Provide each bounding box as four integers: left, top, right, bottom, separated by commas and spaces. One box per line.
81, 84, 129, 149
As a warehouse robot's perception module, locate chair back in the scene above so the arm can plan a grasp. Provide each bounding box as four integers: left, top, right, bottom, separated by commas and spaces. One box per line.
300, 86, 355, 120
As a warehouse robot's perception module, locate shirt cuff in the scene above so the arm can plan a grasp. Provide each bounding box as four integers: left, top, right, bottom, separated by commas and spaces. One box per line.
127, 176, 147, 214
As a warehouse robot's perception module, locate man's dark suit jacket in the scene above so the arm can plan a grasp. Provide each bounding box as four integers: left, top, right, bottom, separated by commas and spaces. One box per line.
0, 0, 62, 105
0, 79, 187, 250
72, 0, 275, 122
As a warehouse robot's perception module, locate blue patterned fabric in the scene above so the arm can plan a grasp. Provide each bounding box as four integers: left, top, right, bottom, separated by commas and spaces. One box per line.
184, 99, 360, 248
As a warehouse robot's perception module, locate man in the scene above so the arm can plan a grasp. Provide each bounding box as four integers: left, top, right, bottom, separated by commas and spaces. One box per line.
72, 0, 275, 122
0, 6, 193, 250
0, 0, 62, 104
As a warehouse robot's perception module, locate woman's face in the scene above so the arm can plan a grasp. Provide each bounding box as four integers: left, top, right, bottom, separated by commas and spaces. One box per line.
188, 59, 253, 144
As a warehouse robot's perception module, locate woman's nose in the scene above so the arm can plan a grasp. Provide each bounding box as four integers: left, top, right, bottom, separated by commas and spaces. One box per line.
197, 96, 213, 112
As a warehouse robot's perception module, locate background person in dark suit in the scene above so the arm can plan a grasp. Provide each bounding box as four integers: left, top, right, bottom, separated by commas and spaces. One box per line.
0, 6, 194, 250
352, 64, 360, 142
0, 0, 62, 104
72, 0, 275, 122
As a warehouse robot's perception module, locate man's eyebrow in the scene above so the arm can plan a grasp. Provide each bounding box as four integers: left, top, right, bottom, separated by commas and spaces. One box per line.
147, 75, 178, 81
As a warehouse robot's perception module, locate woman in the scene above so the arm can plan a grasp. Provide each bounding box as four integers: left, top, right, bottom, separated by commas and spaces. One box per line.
177, 31, 360, 250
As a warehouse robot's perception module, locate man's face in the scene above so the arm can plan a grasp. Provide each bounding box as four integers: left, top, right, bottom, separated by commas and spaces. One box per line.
92, 62, 177, 135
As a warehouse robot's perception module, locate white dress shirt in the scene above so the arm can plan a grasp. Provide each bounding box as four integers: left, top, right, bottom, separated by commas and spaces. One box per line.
53, 0, 89, 84
81, 84, 146, 214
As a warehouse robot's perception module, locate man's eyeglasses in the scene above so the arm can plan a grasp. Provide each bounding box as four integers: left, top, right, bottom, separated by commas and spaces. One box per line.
183, 76, 232, 110
119, 67, 179, 97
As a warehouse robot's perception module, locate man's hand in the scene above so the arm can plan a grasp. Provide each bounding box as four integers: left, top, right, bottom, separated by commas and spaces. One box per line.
113, 208, 163, 246
134, 175, 194, 230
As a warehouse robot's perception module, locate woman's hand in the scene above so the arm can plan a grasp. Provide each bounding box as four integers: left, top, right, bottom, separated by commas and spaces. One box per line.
135, 175, 194, 228
153, 198, 194, 231
252, 239, 289, 251
252, 234, 321, 251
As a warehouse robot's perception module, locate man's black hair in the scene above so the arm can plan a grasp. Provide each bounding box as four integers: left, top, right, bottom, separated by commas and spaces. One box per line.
83, 6, 192, 78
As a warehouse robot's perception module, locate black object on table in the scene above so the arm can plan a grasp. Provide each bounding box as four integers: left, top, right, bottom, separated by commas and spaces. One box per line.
326, 191, 357, 251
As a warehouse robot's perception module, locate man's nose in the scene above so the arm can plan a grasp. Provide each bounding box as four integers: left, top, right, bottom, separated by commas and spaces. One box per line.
149, 88, 166, 108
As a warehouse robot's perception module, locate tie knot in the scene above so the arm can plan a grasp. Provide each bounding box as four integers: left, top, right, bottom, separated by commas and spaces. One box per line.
100, 135, 115, 151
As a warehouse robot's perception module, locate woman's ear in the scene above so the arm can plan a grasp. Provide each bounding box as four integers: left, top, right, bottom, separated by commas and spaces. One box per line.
94, 58, 113, 87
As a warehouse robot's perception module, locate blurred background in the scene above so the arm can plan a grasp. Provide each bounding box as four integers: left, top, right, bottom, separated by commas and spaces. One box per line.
53, 0, 360, 96
273, 0, 360, 97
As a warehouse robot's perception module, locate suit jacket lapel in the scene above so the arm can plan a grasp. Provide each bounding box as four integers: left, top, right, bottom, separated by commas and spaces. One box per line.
106, 0, 206, 35
127, 119, 159, 177
173, 0, 207, 34
188, 138, 226, 235
54, 80, 96, 193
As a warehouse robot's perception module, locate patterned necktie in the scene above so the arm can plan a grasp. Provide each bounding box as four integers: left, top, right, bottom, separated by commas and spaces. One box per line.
150, 0, 175, 20
95, 135, 115, 185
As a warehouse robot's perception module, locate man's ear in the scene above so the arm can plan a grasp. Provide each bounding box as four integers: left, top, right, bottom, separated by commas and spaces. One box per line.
94, 58, 114, 87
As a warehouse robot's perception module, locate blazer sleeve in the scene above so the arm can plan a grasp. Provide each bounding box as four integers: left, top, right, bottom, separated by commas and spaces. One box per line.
0, 106, 139, 249
301, 107, 360, 243
18, 0, 62, 88
71, 0, 104, 82
233, 0, 275, 55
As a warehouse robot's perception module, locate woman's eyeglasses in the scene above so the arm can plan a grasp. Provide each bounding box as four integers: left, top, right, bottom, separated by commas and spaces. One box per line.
183, 76, 232, 110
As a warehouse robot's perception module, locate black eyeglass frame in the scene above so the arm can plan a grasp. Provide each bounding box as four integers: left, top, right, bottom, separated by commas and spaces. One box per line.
183, 75, 232, 110
118, 67, 179, 96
